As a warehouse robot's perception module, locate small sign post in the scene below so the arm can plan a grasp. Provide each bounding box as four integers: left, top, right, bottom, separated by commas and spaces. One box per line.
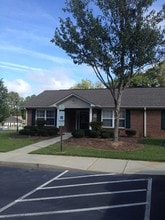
59, 105, 65, 152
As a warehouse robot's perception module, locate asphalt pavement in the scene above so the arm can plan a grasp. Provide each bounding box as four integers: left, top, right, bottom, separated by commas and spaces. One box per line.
0, 133, 165, 175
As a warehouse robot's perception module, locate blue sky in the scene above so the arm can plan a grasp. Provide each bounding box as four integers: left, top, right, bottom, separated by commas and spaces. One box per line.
0, 0, 164, 97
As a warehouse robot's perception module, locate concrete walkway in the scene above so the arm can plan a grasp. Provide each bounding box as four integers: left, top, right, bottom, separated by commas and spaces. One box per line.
0, 133, 165, 175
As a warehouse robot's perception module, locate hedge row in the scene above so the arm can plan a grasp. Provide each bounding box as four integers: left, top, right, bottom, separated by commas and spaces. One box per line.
72, 129, 114, 139
72, 128, 137, 138
19, 126, 59, 137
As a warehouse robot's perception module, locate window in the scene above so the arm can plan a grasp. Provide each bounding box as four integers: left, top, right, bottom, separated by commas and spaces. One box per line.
46, 110, 55, 126
119, 110, 126, 128
36, 110, 45, 119
36, 109, 55, 126
102, 110, 113, 127
102, 109, 126, 128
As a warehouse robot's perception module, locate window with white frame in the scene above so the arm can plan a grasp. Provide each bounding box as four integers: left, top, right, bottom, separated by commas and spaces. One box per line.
36, 110, 45, 120
119, 110, 126, 128
36, 109, 55, 126
102, 109, 126, 128
46, 110, 55, 125
102, 110, 113, 127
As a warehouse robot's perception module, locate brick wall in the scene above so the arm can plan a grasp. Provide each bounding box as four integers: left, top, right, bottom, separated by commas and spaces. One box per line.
130, 109, 144, 137
130, 109, 165, 138
146, 110, 165, 138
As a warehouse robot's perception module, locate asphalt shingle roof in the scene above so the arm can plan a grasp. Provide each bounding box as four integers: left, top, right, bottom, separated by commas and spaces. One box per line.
24, 87, 165, 109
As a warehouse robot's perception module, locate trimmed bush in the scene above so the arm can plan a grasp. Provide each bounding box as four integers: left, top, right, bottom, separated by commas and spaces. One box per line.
90, 121, 102, 132
101, 130, 113, 139
36, 119, 46, 128
19, 126, 59, 137
72, 129, 85, 138
125, 129, 136, 137
88, 130, 100, 138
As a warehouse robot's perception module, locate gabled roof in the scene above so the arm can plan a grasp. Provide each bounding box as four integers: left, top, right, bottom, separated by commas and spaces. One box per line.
24, 87, 165, 109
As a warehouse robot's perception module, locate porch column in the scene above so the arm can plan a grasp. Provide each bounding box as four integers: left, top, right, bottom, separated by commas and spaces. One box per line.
144, 107, 147, 137
56, 108, 59, 128
89, 107, 92, 130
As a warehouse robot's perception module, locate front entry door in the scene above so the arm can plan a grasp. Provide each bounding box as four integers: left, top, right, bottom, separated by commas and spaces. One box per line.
76, 110, 89, 130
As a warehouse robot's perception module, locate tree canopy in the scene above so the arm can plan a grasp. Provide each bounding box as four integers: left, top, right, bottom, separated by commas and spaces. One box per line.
70, 79, 104, 89
130, 60, 165, 87
52, 0, 165, 141
0, 79, 9, 123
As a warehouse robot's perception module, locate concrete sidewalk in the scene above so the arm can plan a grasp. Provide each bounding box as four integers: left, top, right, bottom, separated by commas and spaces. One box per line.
0, 133, 165, 175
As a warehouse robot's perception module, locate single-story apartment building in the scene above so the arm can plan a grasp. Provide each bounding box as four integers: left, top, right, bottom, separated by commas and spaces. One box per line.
24, 87, 165, 138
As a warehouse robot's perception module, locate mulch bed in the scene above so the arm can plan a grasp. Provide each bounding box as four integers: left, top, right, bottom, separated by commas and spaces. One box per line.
62, 137, 143, 151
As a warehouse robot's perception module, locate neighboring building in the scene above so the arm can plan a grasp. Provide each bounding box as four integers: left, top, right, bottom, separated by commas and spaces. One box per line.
24, 87, 165, 138
4, 116, 25, 128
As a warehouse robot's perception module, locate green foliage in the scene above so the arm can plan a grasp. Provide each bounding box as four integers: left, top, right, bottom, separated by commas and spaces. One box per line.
52, 0, 164, 141
0, 79, 9, 123
125, 129, 136, 137
36, 119, 46, 128
70, 79, 104, 89
130, 61, 165, 87
72, 129, 85, 138
101, 130, 114, 139
88, 130, 100, 138
90, 121, 102, 132
19, 126, 59, 137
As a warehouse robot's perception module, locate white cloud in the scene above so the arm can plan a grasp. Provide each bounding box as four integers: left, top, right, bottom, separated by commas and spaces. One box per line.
5, 79, 32, 97
0, 44, 72, 65
27, 68, 77, 92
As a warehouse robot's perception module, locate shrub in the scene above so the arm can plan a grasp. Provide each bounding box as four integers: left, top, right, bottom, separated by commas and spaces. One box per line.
37, 129, 49, 136
72, 129, 84, 138
36, 119, 46, 128
101, 130, 113, 139
46, 127, 59, 136
125, 129, 136, 137
84, 129, 91, 137
88, 130, 100, 138
19, 129, 30, 135
90, 121, 102, 132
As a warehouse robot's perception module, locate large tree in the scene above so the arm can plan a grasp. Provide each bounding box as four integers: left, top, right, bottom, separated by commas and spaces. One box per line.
52, 0, 165, 141
70, 79, 104, 89
0, 79, 9, 123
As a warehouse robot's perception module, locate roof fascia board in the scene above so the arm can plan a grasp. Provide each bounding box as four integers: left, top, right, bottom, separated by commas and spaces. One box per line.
51, 93, 96, 107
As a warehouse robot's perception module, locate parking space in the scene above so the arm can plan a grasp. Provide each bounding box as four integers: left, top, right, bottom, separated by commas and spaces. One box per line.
0, 170, 152, 220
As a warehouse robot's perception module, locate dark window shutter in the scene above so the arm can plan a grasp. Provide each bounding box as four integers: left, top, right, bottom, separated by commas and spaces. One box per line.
31, 109, 36, 126
126, 110, 131, 129
161, 110, 165, 130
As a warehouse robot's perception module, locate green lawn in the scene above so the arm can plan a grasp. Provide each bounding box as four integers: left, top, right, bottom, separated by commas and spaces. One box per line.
31, 138, 165, 162
0, 131, 47, 152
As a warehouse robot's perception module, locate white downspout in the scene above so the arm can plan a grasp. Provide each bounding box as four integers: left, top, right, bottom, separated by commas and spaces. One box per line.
144, 107, 147, 137
89, 107, 92, 130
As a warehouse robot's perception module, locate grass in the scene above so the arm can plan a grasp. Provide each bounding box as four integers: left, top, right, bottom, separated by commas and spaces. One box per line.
0, 131, 48, 152
31, 138, 165, 162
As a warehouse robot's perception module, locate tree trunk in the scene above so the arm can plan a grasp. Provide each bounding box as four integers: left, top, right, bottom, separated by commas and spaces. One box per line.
113, 89, 123, 142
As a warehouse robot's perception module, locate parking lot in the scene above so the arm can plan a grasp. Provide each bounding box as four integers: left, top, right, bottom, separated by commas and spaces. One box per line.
0, 168, 152, 220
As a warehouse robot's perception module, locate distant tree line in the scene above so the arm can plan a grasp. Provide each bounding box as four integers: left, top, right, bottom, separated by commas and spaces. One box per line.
0, 78, 36, 124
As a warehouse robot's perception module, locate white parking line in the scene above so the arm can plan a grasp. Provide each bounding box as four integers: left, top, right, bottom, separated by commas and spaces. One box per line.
0, 172, 152, 220
0, 202, 147, 219
42, 178, 147, 190
17, 189, 146, 202
0, 170, 68, 214
144, 178, 152, 220
56, 173, 115, 180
